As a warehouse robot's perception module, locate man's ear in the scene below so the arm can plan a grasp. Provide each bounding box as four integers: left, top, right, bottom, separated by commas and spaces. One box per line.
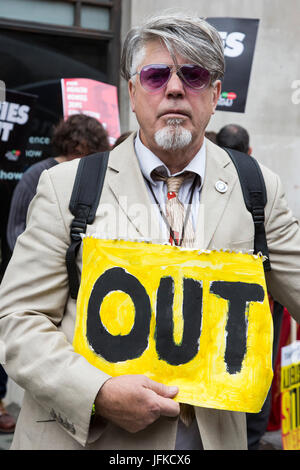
128, 79, 136, 113
211, 80, 222, 115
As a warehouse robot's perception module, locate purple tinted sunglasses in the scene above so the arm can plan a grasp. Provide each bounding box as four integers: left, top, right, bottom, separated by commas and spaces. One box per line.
132, 64, 211, 92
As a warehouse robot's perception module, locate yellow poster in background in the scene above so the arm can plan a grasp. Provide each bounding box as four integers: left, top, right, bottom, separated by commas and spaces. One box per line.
281, 342, 300, 450
73, 237, 273, 413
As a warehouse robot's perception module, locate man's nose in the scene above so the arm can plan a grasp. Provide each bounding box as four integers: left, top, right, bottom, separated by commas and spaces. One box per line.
165, 70, 185, 98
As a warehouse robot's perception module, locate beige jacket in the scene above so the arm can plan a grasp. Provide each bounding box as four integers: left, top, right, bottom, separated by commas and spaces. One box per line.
0, 134, 299, 450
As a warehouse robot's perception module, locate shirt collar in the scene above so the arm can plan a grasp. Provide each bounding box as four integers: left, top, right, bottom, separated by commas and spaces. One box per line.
134, 131, 206, 188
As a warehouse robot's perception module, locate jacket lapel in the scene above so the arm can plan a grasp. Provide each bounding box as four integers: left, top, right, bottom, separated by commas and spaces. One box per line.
107, 133, 162, 241
199, 139, 238, 249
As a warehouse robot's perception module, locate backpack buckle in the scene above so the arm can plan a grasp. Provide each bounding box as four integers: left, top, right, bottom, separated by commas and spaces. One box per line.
252, 206, 265, 224
70, 219, 87, 241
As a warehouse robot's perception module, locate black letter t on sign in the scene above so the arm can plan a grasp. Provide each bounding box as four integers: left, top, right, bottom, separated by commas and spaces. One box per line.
210, 281, 265, 374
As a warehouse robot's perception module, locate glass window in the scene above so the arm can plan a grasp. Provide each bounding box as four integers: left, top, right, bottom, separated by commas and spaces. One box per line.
81, 5, 110, 31
0, 29, 109, 90
0, 0, 74, 27
0, 28, 109, 161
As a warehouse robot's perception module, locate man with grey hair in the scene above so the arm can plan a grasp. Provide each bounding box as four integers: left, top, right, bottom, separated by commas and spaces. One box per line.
0, 12, 300, 451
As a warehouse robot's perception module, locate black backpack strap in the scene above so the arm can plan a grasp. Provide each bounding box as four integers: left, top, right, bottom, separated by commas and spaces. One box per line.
66, 151, 109, 299
223, 147, 271, 272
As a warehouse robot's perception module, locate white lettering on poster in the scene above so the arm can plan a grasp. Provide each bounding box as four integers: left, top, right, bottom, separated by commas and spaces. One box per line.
0, 102, 30, 142
219, 32, 246, 58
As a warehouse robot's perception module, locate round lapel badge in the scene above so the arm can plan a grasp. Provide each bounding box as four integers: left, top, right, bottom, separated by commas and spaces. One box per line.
215, 180, 228, 193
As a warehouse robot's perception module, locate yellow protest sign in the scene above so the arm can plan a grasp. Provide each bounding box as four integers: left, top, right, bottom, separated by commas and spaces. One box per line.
281, 342, 300, 450
73, 238, 273, 413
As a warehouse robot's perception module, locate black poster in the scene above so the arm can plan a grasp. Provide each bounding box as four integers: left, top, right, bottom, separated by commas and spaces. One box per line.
17, 80, 64, 164
0, 89, 37, 274
207, 18, 260, 113
0, 89, 37, 180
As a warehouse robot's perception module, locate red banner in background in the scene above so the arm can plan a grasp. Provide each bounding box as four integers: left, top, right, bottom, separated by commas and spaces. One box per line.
61, 78, 120, 146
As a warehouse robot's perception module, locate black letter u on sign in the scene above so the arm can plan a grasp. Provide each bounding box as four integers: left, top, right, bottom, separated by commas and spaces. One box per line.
86, 267, 151, 362
155, 277, 203, 365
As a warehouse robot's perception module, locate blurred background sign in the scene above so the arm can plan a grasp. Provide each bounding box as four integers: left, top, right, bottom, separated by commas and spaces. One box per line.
0, 89, 37, 275
61, 78, 120, 147
208, 18, 260, 113
281, 340, 300, 450
0, 89, 37, 178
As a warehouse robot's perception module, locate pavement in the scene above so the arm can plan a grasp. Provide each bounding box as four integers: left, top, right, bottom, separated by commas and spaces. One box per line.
0, 402, 284, 451
258, 430, 283, 450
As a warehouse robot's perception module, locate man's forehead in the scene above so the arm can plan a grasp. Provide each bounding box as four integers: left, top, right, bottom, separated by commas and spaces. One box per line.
140, 39, 189, 66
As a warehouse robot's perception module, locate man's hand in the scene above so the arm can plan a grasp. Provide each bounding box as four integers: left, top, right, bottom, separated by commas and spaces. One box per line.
94, 374, 180, 433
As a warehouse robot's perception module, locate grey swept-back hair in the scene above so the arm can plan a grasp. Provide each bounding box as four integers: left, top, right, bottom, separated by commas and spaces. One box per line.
121, 12, 225, 83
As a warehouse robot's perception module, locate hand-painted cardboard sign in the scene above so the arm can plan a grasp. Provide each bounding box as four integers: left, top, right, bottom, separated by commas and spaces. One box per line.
73, 238, 273, 413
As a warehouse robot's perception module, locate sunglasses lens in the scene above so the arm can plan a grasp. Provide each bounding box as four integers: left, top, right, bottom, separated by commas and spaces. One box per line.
140, 65, 170, 91
180, 65, 210, 89
138, 64, 211, 91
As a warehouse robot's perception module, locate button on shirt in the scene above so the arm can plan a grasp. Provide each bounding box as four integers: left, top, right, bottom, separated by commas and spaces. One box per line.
134, 132, 206, 244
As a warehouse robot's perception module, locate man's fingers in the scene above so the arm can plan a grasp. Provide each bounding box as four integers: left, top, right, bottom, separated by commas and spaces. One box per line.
94, 375, 180, 433
144, 377, 179, 398
143, 376, 180, 417
157, 395, 180, 417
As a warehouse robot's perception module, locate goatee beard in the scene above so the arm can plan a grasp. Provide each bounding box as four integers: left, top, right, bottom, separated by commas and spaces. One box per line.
154, 119, 192, 151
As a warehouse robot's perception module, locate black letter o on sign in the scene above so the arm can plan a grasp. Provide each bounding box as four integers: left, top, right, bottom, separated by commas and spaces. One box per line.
86, 267, 151, 362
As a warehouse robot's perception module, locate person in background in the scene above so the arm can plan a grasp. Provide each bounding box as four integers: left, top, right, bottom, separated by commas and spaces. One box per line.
6, 113, 110, 252
204, 130, 217, 144
216, 122, 284, 450
216, 123, 252, 155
